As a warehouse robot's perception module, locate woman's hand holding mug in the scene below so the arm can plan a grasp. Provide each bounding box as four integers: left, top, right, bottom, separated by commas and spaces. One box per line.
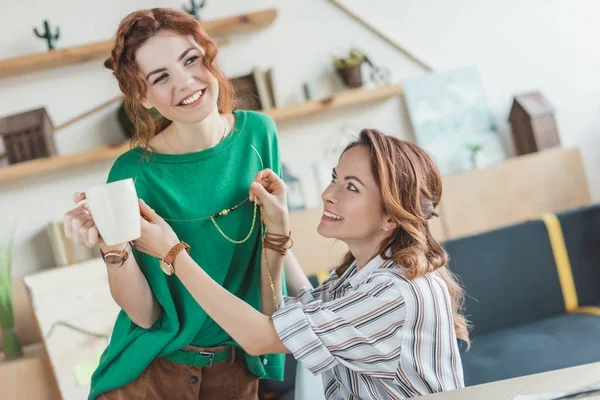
64, 178, 141, 251
64, 192, 105, 248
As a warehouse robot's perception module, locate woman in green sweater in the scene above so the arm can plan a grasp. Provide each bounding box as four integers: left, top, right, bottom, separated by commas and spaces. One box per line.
62, 8, 306, 400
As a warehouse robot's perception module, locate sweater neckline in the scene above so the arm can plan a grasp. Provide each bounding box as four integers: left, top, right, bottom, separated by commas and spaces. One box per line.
132, 110, 245, 164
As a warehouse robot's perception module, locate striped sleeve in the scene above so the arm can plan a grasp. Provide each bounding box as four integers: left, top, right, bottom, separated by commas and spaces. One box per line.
393, 273, 465, 395
280, 278, 332, 308
272, 276, 405, 376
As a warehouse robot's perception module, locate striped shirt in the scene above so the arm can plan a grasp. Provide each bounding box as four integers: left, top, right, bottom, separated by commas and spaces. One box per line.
272, 255, 464, 399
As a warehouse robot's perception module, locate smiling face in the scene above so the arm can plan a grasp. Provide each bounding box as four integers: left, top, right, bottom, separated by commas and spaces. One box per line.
318, 145, 393, 245
135, 30, 219, 123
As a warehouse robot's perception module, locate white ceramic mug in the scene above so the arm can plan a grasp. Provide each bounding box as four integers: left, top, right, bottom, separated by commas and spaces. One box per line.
79, 178, 141, 246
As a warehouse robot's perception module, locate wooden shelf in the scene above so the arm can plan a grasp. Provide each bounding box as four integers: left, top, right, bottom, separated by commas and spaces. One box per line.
0, 9, 277, 79
0, 85, 403, 183
266, 84, 404, 122
0, 142, 130, 184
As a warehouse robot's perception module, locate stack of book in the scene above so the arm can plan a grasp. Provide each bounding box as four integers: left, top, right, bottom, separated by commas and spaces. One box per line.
229, 67, 279, 111
46, 221, 96, 267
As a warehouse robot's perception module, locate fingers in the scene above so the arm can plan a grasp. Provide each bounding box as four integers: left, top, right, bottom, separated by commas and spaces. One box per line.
139, 199, 165, 225
250, 181, 277, 207
79, 218, 96, 247
72, 191, 87, 204
79, 218, 95, 245
253, 169, 285, 194
87, 226, 100, 247
250, 181, 269, 196
138, 199, 157, 223
254, 169, 280, 186
71, 213, 94, 246
140, 215, 153, 229
73, 192, 91, 214
64, 207, 90, 239
65, 192, 98, 247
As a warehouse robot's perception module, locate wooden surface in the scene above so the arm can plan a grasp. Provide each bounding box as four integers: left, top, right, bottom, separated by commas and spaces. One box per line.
0, 85, 403, 183
204, 8, 277, 35
24, 259, 119, 400
440, 147, 591, 240
420, 362, 600, 400
267, 84, 404, 122
0, 342, 61, 400
0, 9, 277, 79
0, 141, 130, 184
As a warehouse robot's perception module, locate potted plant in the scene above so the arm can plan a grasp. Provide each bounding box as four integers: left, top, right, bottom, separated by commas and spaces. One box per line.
466, 143, 483, 170
0, 231, 23, 360
333, 49, 365, 89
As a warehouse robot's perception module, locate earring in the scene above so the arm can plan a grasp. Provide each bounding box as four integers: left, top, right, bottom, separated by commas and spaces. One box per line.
384, 227, 389, 231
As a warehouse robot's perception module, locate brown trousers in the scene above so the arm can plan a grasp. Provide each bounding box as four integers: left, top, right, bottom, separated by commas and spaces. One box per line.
97, 345, 259, 400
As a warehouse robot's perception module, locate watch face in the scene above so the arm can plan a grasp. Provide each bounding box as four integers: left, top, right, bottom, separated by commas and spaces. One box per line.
104, 254, 123, 267
159, 260, 174, 276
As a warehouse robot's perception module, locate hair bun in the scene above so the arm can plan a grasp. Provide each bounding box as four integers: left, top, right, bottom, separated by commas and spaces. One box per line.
104, 57, 115, 71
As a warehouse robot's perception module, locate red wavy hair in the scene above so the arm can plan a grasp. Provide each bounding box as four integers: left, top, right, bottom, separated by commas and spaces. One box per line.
334, 129, 470, 346
104, 8, 235, 149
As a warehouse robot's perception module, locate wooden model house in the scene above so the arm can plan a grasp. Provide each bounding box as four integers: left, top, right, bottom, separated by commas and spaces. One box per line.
0, 108, 56, 164
508, 91, 560, 155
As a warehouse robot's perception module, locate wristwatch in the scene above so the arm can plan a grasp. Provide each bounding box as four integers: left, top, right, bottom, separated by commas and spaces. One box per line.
159, 242, 191, 275
100, 243, 130, 268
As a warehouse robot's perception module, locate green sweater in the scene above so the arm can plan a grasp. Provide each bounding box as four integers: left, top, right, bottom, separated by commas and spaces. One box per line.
89, 110, 285, 399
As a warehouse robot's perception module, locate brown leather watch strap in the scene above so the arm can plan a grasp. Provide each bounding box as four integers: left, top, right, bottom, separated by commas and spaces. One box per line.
164, 242, 190, 265
100, 242, 130, 257
100, 243, 130, 267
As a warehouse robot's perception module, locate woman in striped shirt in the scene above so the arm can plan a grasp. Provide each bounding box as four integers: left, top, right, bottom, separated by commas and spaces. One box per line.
137, 128, 469, 399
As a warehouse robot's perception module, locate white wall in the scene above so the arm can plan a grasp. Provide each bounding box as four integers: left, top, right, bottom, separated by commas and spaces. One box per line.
1, 0, 599, 276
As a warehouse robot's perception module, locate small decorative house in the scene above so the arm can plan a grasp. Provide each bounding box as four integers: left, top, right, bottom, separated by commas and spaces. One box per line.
0, 108, 56, 165
508, 91, 560, 155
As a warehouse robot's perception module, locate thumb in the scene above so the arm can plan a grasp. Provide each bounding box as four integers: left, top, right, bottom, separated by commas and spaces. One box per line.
139, 199, 159, 223
250, 181, 272, 204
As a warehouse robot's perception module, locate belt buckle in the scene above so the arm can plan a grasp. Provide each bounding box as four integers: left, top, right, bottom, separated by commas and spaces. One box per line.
195, 351, 215, 367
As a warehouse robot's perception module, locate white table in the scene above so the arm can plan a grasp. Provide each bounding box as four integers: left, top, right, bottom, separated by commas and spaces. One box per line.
294, 361, 600, 400
24, 258, 118, 400
420, 362, 600, 400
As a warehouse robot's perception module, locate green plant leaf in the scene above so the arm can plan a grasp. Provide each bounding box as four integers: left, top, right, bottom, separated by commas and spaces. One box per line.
0, 234, 15, 329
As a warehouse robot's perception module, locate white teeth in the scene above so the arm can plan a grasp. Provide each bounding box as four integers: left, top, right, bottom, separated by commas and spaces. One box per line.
181, 90, 203, 105
324, 211, 343, 220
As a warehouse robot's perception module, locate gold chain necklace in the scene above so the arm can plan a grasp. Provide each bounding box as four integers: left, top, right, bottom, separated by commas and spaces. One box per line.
159, 143, 279, 309
261, 218, 280, 311
168, 202, 278, 309
161, 144, 263, 245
